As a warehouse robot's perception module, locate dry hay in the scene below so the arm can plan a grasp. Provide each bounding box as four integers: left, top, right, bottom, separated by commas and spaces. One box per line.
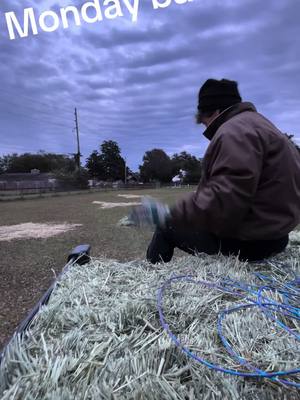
0, 223, 82, 241
117, 216, 136, 227
93, 201, 141, 209
0, 237, 300, 399
289, 230, 300, 245
117, 194, 143, 199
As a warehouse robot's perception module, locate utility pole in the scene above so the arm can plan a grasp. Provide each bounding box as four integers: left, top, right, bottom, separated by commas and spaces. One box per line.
74, 108, 81, 170
124, 157, 127, 185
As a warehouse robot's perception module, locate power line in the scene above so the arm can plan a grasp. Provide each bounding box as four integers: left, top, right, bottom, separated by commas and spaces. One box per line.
74, 108, 81, 169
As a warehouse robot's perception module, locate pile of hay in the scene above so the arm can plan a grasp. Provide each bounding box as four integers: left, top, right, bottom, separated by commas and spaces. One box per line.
0, 237, 300, 399
0, 223, 82, 241
93, 201, 141, 209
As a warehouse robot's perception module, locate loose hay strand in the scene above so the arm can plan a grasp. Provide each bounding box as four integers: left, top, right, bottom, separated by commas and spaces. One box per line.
0, 240, 300, 399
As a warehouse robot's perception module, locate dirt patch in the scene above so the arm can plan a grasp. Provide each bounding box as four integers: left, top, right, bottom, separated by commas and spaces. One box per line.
117, 194, 143, 199
0, 223, 82, 242
92, 201, 141, 209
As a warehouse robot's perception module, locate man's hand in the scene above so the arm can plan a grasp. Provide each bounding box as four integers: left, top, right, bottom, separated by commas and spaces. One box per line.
128, 196, 170, 229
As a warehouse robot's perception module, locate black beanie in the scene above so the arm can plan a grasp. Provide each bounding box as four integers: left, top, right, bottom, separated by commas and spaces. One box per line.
197, 79, 242, 112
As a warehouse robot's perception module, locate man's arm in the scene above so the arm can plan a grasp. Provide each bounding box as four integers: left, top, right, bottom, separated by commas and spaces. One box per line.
169, 130, 265, 236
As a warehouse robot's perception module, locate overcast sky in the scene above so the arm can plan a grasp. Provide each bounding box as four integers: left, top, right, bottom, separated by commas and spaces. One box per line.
1, 0, 300, 171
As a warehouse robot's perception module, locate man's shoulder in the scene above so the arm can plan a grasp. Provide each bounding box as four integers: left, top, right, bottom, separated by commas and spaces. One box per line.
223, 109, 266, 128
216, 109, 281, 141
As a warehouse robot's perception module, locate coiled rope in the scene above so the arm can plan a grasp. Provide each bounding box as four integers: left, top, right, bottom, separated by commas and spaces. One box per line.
157, 260, 300, 388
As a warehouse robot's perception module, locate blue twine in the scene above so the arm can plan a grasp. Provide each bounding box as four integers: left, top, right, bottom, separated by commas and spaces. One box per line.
157, 265, 300, 388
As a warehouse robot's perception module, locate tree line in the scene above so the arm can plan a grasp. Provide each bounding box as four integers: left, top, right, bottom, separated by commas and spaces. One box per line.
0, 140, 203, 185
2, 135, 298, 187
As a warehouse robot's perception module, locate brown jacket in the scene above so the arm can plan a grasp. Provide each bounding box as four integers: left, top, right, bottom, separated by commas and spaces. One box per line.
171, 102, 300, 240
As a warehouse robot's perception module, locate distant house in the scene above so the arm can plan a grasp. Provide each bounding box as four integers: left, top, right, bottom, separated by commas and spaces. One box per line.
0, 170, 57, 191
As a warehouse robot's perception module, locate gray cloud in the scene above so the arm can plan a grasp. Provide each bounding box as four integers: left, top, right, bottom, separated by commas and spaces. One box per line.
0, 0, 300, 170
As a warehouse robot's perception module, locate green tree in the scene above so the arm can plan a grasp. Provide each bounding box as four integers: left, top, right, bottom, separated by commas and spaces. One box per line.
1, 152, 76, 173
0, 154, 16, 174
86, 141, 126, 181
100, 140, 125, 181
139, 149, 172, 183
86, 151, 104, 179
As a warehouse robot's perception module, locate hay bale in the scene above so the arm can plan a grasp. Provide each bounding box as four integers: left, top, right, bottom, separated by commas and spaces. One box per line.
0, 242, 299, 399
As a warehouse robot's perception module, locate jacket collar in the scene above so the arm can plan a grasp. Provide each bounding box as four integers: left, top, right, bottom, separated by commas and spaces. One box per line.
203, 102, 257, 140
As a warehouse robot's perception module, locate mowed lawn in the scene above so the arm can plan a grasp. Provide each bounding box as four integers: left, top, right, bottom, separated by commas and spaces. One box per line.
0, 187, 193, 349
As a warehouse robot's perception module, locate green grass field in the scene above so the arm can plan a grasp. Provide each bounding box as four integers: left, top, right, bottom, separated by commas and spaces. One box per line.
0, 187, 193, 349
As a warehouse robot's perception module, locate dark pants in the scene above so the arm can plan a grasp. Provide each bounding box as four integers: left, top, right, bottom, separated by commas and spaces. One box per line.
146, 226, 289, 264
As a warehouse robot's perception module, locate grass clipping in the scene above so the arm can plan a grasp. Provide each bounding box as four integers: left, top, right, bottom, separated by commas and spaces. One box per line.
1, 245, 300, 399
